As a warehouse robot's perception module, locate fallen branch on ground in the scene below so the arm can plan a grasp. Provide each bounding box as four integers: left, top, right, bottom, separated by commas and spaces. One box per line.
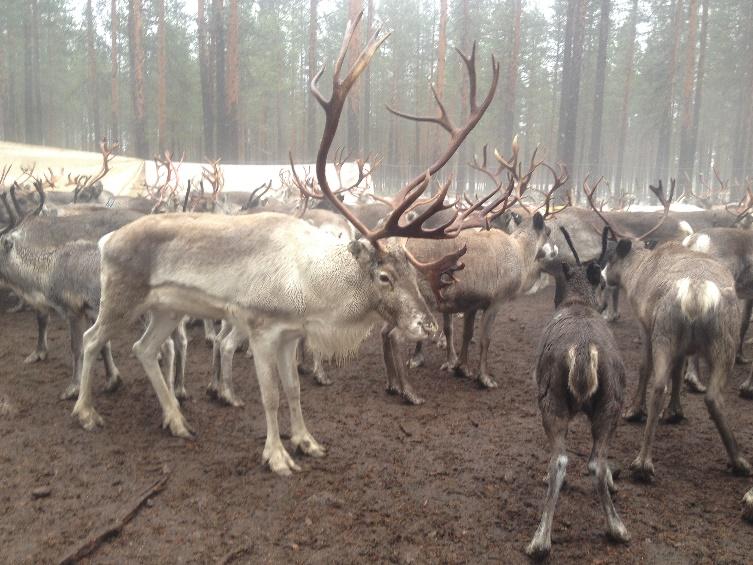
57, 474, 169, 565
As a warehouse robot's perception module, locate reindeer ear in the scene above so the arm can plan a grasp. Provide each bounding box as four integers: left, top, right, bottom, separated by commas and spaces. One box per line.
348, 239, 375, 266
616, 239, 632, 258
586, 263, 602, 286
533, 211, 544, 231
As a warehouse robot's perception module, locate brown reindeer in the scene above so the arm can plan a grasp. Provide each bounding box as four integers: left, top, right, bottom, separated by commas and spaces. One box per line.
602, 208, 751, 480
527, 227, 629, 559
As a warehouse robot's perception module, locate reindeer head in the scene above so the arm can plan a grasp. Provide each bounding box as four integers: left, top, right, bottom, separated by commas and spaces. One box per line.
550, 227, 603, 308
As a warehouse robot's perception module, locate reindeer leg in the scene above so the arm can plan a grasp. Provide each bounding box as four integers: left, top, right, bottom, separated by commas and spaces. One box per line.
24, 311, 49, 364
61, 315, 86, 400
590, 408, 629, 543
705, 348, 751, 476
101, 341, 122, 393
662, 354, 686, 423
624, 325, 651, 422
740, 364, 753, 399
208, 320, 232, 399
478, 304, 501, 388
380, 323, 401, 397
172, 318, 188, 401
736, 299, 753, 364
451, 310, 476, 377
216, 325, 245, 407
203, 318, 217, 346
407, 340, 425, 369
526, 413, 568, 559
684, 354, 706, 393
278, 335, 325, 458
310, 352, 332, 386
389, 328, 424, 405
439, 313, 459, 371
7, 293, 25, 313
630, 345, 679, 482
250, 331, 301, 476
132, 311, 193, 438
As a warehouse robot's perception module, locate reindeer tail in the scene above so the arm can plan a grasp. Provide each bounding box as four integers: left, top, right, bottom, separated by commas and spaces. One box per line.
675, 277, 721, 321
567, 343, 600, 404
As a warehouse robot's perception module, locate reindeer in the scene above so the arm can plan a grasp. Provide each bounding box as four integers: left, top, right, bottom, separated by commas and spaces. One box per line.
0, 187, 144, 398
600, 183, 751, 481
71, 14, 506, 476
682, 226, 753, 397
527, 227, 629, 559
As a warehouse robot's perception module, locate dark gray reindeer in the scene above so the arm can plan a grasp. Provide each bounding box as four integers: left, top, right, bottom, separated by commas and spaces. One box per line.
600, 181, 751, 481
527, 227, 629, 559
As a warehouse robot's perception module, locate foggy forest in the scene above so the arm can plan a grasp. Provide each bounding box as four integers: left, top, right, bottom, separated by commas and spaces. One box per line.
0, 0, 751, 200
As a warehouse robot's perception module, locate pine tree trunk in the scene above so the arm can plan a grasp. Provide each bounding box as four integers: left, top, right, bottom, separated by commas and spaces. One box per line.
226, 0, 240, 162
23, 6, 34, 144
128, 0, 147, 157
502, 0, 522, 143
588, 0, 609, 174
31, 0, 43, 144
0, 23, 5, 140
677, 0, 699, 191
456, 0, 470, 197
306, 0, 319, 160
86, 0, 100, 145
110, 0, 120, 141
157, 0, 167, 151
687, 0, 708, 190
614, 0, 638, 192
557, 0, 586, 187
198, 0, 215, 157
654, 0, 681, 183
436, 0, 447, 100
212, 0, 226, 157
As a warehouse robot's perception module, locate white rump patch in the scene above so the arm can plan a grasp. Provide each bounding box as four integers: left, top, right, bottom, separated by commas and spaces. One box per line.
676, 277, 721, 318
678, 220, 693, 237
97, 231, 114, 253
567, 344, 599, 402
682, 233, 711, 253
701, 280, 721, 310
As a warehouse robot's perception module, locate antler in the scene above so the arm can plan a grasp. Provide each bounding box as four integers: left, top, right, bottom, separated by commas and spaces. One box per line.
201, 158, 224, 202
583, 175, 625, 238
302, 12, 501, 298
0, 164, 12, 188
636, 179, 675, 240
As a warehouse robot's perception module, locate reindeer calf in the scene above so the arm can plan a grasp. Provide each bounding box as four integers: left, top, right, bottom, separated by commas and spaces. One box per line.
527, 228, 629, 559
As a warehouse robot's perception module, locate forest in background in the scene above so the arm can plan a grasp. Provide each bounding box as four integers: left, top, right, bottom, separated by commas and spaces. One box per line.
0, 0, 751, 200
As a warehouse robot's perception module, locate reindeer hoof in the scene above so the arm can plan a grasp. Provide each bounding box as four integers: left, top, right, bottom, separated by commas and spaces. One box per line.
263, 444, 301, 476
401, 390, 425, 405
661, 407, 685, 424
407, 356, 424, 369
73, 405, 104, 431
623, 406, 646, 423
293, 434, 327, 458
218, 390, 244, 408
24, 350, 47, 364
313, 372, 333, 386
163, 410, 195, 439
478, 373, 498, 389
103, 375, 122, 394
174, 386, 190, 401
607, 522, 630, 544
385, 384, 400, 396
729, 457, 752, 477
525, 539, 550, 560
452, 364, 471, 379
629, 458, 655, 483
59, 384, 80, 401
739, 385, 753, 400
439, 360, 457, 372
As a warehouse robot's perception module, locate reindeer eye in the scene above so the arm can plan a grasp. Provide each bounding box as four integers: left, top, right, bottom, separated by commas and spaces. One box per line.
378, 272, 391, 284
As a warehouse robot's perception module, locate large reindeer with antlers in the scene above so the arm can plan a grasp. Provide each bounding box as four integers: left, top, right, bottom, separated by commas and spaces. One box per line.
599, 180, 751, 481
72, 14, 504, 475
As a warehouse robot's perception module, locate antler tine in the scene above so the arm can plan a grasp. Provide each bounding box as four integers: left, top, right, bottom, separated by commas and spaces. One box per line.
384, 43, 499, 206
541, 162, 569, 218
289, 150, 324, 200
636, 178, 675, 241
0, 164, 12, 188
32, 180, 45, 216
583, 174, 624, 238
9, 182, 23, 217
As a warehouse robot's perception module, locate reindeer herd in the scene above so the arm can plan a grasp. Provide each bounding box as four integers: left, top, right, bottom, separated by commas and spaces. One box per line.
1, 14, 753, 560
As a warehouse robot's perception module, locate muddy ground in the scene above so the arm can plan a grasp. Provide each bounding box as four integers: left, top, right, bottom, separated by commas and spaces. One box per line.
1, 287, 752, 564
